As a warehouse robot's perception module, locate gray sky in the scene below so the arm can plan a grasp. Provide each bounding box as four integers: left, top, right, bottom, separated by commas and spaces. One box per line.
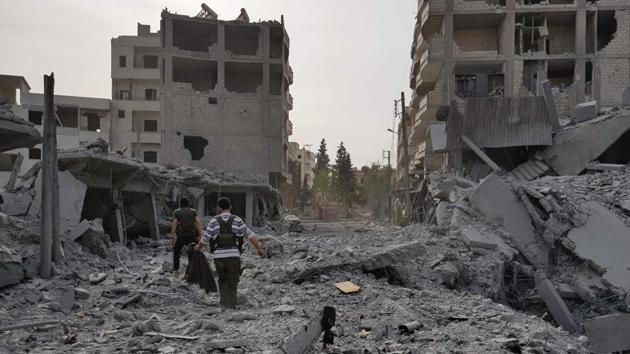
0, 0, 415, 167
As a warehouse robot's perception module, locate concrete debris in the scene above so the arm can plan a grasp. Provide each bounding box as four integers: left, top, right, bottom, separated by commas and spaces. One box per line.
69, 219, 111, 258
0, 192, 32, 216
574, 101, 598, 123
0, 244, 23, 288
566, 201, 630, 291
89, 272, 107, 285
470, 173, 549, 267
584, 314, 630, 353
334, 281, 361, 294
535, 275, 579, 333
542, 110, 630, 175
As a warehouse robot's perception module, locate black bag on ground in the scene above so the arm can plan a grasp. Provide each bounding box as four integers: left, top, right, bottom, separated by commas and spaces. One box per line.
185, 250, 217, 293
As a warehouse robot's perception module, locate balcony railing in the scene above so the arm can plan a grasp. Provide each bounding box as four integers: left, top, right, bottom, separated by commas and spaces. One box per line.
114, 93, 159, 101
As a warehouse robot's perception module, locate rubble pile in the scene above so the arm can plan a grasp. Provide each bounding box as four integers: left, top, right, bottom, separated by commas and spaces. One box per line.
0, 221, 589, 353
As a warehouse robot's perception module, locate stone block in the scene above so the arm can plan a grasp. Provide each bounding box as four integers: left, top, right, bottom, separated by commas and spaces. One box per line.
584, 314, 630, 353
574, 101, 597, 123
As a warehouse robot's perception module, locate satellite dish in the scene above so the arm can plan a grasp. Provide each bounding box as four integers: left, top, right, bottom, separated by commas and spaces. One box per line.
201, 3, 211, 13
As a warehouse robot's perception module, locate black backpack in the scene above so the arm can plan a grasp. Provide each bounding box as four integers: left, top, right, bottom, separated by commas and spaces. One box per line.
210, 215, 244, 254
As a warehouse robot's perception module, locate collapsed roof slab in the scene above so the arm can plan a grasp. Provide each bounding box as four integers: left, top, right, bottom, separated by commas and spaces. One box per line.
566, 201, 630, 292
0, 110, 41, 153
584, 314, 630, 353
470, 173, 549, 268
542, 112, 630, 175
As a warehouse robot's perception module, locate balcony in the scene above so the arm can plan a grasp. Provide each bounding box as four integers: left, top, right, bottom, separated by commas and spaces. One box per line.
112, 67, 160, 80
113, 97, 160, 112
428, 0, 446, 12
139, 132, 161, 144
455, 0, 506, 12
414, 35, 443, 95
285, 64, 294, 85
285, 92, 293, 110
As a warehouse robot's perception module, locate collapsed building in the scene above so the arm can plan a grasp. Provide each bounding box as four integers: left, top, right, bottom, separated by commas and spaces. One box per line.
405, 0, 630, 182
159, 8, 294, 190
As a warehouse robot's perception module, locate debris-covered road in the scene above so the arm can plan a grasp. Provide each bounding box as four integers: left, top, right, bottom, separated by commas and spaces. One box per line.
0, 220, 589, 353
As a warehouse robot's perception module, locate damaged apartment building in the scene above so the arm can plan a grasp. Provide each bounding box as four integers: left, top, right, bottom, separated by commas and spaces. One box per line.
403, 0, 630, 185
158, 8, 294, 190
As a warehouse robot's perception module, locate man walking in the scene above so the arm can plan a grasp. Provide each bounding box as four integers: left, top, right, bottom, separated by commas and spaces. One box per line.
171, 197, 203, 275
194, 197, 266, 309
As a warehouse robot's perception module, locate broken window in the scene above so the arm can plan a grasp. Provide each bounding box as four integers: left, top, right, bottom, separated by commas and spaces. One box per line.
270, 64, 282, 95
597, 11, 617, 51
225, 62, 263, 94
119, 56, 127, 68
172, 57, 218, 92
208, 97, 217, 105
454, 63, 504, 98
270, 26, 283, 59
28, 148, 41, 160
28, 110, 43, 125
183, 135, 208, 161
86, 113, 100, 132
586, 12, 596, 54
143, 55, 158, 69
515, 14, 547, 54
172, 19, 218, 52
56, 106, 78, 128
118, 110, 125, 119
547, 59, 575, 92
546, 13, 576, 55
225, 25, 260, 56
144, 120, 158, 132
145, 88, 158, 101
143, 151, 158, 163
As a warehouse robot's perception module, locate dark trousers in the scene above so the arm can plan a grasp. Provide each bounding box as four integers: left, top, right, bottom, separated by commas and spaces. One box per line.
173, 233, 196, 271
214, 257, 241, 309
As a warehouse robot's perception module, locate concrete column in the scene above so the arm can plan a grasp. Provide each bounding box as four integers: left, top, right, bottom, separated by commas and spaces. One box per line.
245, 190, 254, 224
575, 1, 587, 104
503, 0, 516, 97
263, 63, 270, 96
442, 0, 455, 103
164, 18, 173, 49
148, 193, 160, 240
218, 24, 226, 57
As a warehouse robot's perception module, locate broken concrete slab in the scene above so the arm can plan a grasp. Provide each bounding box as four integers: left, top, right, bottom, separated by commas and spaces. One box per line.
60, 288, 75, 314
29, 170, 87, 232
435, 202, 453, 226
0, 191, 32, 216
470, 173, 549, 268
68, 219, 111, 258
67, 219, 104, 242
461, 228, 498, 250
0, 244, 23, 288
566, 201, 630, 292
574, 101, 597, 123
584, 314, 630, 353
535, 276, 579, 333
542, 113, 630, 175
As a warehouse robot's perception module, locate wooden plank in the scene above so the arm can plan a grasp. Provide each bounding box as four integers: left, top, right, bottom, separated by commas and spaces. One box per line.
334, 281, 361, 294
461, 135, 502, 172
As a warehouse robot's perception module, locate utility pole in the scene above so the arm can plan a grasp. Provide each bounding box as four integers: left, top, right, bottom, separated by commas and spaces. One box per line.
397, 92, 412, 220
41, 73, 59, 278
383, 150, 392, 220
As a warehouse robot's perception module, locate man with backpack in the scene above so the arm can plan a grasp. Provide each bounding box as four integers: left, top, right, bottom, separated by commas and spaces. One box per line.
194, 197, 266, 309
171, 197, 204, 275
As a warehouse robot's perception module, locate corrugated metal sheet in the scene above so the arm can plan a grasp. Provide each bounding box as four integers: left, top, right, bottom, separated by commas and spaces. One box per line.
446, 96, 553, 151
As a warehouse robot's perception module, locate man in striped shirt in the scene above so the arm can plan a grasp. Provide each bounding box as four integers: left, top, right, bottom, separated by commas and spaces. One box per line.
194, 197, 266, 309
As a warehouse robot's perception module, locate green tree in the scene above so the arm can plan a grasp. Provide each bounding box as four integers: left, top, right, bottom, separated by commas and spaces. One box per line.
358, 164, 391, 220
315, 139, 330, 171
313, 138, 332, 205
333, 142, 356, 208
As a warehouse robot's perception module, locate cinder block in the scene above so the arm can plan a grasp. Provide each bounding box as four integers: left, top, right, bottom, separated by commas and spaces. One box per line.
574, 101, 597, 123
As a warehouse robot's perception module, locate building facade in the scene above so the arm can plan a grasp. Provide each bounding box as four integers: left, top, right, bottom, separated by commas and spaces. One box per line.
110, 24, 162, 162
159, 10, 294, 188
288, 142, 316, 188
0, 75, 110, 184
406, 0, 630, 179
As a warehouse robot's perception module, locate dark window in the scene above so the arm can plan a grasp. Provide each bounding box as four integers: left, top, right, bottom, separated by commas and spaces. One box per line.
117, 90, 130, 100
118, 110, 125, 118
145, 89, 157, 101
143, 151, 158, 163
204, 192, 247, 219
28, 110, 43, 125
208, 97, 217, 104
144, 120, 158, 132
86, 113, 100, 132
119, 56, 126, 68
29, 148, 41, 160
143, 55, 158, 69
56, 106, 79, 128
456, 75, 477, 98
